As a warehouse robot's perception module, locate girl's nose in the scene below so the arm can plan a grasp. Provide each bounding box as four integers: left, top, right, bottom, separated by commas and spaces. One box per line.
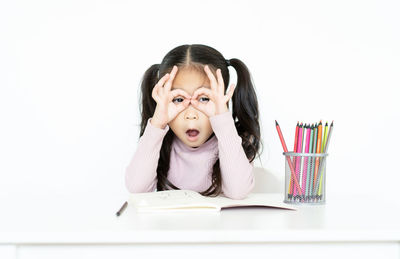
185, 114, 198, 120
184, 106, 198, 120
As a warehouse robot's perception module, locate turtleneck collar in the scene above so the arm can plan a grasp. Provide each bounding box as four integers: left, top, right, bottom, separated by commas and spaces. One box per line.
173, 134, 218, 152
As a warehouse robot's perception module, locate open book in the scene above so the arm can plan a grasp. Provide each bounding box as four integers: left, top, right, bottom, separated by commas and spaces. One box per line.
128, 189, 296, 212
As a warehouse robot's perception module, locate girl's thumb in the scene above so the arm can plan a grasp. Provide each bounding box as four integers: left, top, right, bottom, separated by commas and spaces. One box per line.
191, 99, 198, 106
178, 99, 190, 112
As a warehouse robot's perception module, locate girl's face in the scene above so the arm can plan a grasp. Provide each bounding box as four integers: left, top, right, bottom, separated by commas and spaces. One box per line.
169, 67, 214, 148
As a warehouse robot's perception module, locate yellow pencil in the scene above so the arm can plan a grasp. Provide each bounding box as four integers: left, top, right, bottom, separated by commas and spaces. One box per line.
313, 121, 323, 189
318, 122, 329, 196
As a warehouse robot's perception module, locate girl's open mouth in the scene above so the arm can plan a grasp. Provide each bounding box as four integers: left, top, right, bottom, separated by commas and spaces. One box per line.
186, 129, 200, 142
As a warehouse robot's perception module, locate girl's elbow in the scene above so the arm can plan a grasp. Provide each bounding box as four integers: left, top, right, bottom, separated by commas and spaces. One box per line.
223, 190, 249, 200
125, 167, 155, 193
125, 178, 156, 193
125, 169, 137, 193
223, 178, 255, 200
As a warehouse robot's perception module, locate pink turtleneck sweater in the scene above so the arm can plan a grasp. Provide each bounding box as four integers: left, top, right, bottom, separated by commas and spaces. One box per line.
125, 111, 255, 199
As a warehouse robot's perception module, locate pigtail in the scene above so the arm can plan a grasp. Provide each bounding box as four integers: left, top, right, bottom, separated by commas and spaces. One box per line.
139, 64, 160, 137
229, 58, 261, 162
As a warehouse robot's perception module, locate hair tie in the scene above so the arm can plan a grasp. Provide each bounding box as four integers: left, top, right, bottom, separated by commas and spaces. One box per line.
226, 59, 231, 67
157, 64, 161, 79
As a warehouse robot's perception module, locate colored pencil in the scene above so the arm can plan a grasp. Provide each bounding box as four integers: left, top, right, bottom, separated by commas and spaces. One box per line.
275, 120, 303, 197
302, 125, 311, 199
313, 121, 323, 189
305, 124, 314, 199
313, 121, 334, 196
289, 122, 300, 198
318, 122, 329, 197
310, 123, 318, 199
294, 123, 303, 199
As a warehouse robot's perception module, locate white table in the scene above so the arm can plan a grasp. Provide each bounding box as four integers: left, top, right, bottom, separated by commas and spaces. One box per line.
1, 192, 399, 259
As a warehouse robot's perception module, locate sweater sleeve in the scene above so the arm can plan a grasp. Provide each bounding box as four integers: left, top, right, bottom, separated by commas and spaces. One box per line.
209, 111, 255, 199
125, 118, 170, 193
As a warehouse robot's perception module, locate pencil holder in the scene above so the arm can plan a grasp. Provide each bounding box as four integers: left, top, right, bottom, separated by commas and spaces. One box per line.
283, 152, 328, 205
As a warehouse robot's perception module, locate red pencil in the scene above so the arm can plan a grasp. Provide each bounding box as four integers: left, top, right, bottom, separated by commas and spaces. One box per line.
275, 120, 303, 196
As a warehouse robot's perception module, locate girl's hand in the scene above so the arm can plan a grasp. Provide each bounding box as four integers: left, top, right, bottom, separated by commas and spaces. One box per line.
190, 65, 236, 117
151, 65, 191, 129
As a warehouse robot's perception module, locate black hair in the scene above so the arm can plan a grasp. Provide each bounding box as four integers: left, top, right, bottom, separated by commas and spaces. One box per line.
139, 44, 262, 196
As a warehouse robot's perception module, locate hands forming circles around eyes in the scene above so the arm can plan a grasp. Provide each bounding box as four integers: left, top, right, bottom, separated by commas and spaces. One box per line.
150, 65, 236, 129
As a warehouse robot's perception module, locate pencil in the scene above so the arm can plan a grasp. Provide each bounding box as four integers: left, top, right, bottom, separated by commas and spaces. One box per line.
275, 120, 303, 197
302, 125, 311, 200
313, 121, 323, 190
289, 122, 300, 198
294, 123, 303, 199
318, 122, 329, 197
310, 123, 318, 199
116, 201, 128, 216
306, 124, 315, 199
322, 122, 328, 152
313, 121, 334, 196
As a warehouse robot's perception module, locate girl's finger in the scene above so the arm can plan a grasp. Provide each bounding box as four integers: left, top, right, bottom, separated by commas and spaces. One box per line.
177, 99, 191, 112
216, 69, 225, 94
164, 65, 178, 92
156, 83, 164, 99
190, 99, 202, 111
156, 73, 170, 88
204, 65, 218, 91
154, 73, 170, 97
170, 89, 191, 99
226, 83, 236, 101
169, 89, 191, 103
190, 98, 199, 107
192, 87, 212, 101
152, 84, 161, 102
190, 99, 208, 115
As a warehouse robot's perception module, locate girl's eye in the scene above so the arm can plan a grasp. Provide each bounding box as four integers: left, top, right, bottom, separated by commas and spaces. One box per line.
199, 97, 210, 103
172, 97, 184, 103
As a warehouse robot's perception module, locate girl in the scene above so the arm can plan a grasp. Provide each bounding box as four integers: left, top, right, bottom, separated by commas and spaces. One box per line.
125, 44, 261, 199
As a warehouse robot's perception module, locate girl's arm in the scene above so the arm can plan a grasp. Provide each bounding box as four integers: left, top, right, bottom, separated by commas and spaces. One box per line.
125, 118, 169, 193
209, 111, 255, 199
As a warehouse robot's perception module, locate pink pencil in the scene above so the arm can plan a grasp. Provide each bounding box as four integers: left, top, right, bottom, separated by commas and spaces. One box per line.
294, 123, 303, 198
289, 122, 300, 197
302, 125, 311, 198
275, 120, 303, 196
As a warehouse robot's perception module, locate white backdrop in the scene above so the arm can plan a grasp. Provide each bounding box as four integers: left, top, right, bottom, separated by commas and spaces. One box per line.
1, 0, 399, 203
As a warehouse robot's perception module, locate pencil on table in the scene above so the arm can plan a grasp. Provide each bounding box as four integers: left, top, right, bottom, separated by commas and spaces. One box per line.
116, 201, 128, 217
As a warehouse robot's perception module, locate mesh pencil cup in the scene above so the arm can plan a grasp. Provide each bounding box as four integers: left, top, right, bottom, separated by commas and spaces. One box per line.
283, 152, 328, 205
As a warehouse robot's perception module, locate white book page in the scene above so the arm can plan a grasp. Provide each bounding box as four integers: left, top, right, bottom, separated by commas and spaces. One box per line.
129, 190, 219, 212
129, 190, 295, 212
